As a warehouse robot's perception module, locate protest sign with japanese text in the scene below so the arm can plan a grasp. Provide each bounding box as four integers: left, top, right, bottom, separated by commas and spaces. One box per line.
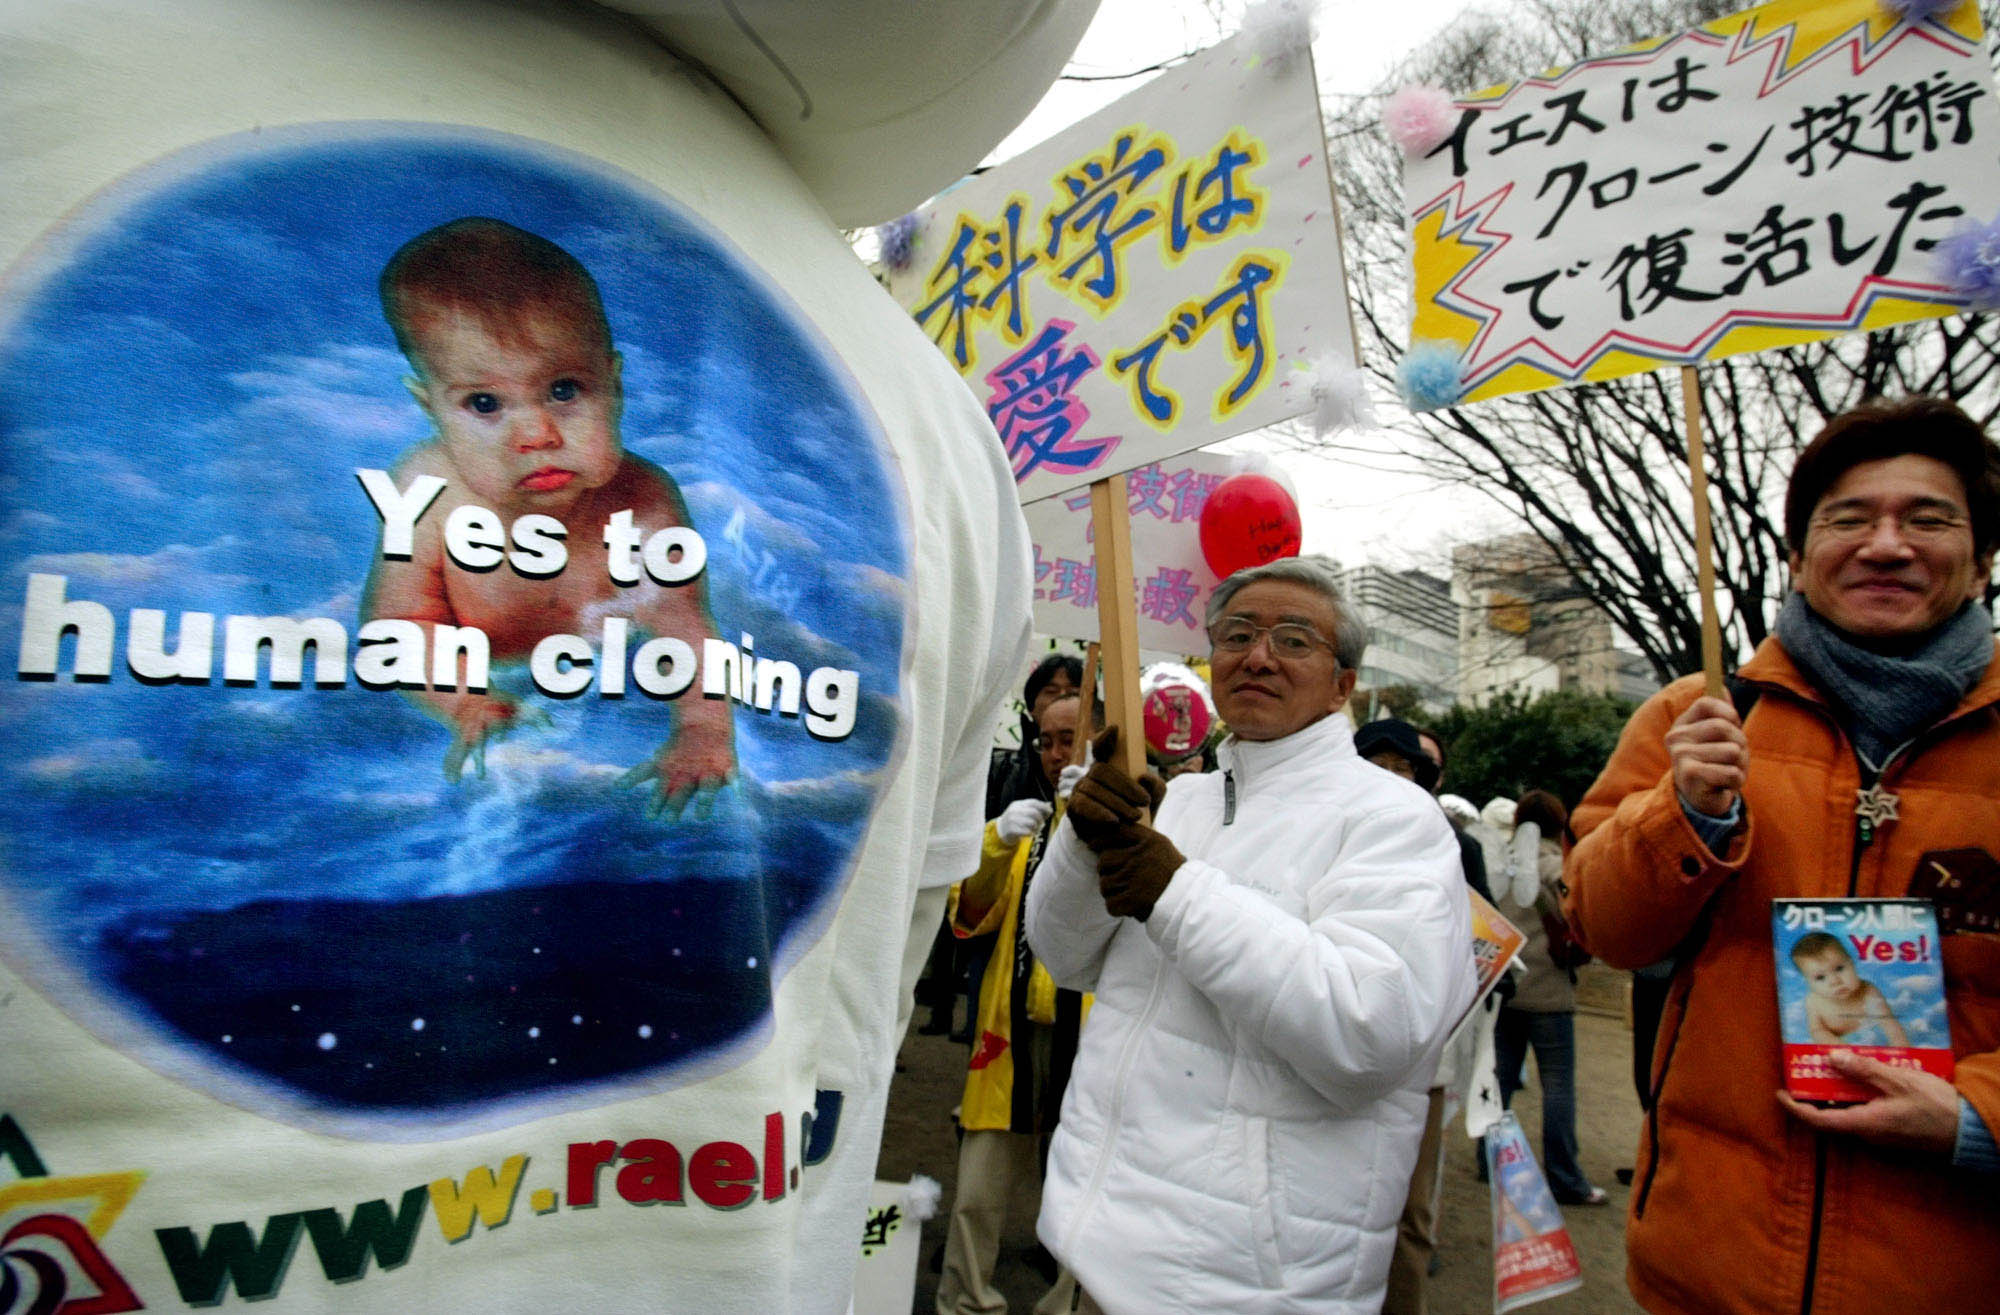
852, 1180, 923, 1315
887, 34, 1356, 505
1404, 0, 2000, 405
1023, 453, 1233, 651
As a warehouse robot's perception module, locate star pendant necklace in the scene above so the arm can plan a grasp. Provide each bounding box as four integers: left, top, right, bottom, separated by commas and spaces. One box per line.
1854, 782, 1899, 844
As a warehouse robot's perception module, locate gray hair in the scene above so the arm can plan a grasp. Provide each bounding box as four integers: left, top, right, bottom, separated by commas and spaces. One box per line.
1204, 554, 1370, 670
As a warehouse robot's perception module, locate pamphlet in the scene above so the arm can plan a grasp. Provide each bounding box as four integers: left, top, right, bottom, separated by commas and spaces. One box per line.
1462, 888, 1527, 1030
1487, 1111, 1584, 1312
1772, 898, 1953, 1104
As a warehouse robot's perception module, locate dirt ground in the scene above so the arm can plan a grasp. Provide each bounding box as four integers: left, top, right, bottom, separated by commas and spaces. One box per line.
876, 963, 1646, 1314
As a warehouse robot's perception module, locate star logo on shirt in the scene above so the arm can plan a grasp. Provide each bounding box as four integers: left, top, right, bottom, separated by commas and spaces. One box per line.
0, 1165, 147, 1314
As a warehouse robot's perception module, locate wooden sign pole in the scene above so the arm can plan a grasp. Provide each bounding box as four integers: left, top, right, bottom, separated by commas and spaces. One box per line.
1088, 474, 1148, 780
1680, 365, 1726, 699
1071, 642, 1101, 768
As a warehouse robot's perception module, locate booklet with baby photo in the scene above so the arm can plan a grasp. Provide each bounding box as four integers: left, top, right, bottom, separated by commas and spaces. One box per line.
1772, 898, 1954, 1105
1462, 889, 1527, 1027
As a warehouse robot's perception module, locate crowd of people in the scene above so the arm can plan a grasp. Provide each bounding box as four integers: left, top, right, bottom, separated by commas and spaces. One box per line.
901, 395, 2000, 1315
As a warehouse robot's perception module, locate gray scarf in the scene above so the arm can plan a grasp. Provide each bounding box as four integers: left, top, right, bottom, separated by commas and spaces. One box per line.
1775, 592, 1995, 767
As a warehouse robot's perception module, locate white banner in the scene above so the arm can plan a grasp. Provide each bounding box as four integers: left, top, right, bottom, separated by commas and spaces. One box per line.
851, 1181, 923, 1315
1024, 452, 1234, 651
887, 32, 1356, 504
1404, 0, 2000, 404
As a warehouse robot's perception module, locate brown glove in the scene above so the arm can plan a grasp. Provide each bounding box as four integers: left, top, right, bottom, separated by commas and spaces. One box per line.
1066, 726, 1168, 853
1098, 826, 1185, 921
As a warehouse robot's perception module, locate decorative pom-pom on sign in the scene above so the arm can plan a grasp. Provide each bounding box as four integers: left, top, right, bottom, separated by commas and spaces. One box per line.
1879, 0, 1963, 21
1308, 354, 1376, 437
902, 1174, 942, 1222
1382, 85, 1459, 156
1239, 0, 1318, 72
1397, 341, 1465, 412
1937, 212, 2000, 311
876, 212, 920, 273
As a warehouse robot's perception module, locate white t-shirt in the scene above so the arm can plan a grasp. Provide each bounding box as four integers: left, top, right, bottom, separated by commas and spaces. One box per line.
0, 3, 1030, 1310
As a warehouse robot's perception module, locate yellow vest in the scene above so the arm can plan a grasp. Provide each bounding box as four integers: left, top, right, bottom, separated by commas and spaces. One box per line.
947, 815, 1090, 1130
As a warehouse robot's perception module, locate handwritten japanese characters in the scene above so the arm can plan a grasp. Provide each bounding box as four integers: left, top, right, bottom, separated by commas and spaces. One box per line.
888, 32, 1357, 505
1404, 0, 2000, 405
1023, 454, 1231, 649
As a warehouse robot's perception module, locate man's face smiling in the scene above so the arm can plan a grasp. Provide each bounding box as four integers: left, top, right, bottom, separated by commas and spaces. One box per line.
412, 309, 624, 515
1209, 580, 1357, 742
1791, 454, 1992, 642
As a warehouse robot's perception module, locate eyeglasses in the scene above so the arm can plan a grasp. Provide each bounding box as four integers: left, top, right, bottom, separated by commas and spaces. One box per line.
1207, 617, 1338, 661
1031, 732, 1078, 753
1809, 509, 1969, 545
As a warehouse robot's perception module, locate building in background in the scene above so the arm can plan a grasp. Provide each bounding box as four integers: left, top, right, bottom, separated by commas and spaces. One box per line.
1340, 563, 1458, 716
1452, 535, 1657, 706
1610, 649, 1658, 704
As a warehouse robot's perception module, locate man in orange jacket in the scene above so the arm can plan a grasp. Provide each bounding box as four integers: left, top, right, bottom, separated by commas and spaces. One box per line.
1567, 397, 2000, 1314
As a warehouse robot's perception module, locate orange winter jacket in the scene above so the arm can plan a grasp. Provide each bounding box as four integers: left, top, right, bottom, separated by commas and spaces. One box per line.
1567, 637, 2000, 1315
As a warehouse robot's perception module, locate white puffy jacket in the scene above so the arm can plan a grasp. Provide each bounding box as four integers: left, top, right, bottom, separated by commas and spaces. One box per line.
1024, 714, 1474, 1315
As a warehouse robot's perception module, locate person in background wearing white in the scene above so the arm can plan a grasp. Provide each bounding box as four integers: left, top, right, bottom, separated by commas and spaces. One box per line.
1024, 556, 1475, 1315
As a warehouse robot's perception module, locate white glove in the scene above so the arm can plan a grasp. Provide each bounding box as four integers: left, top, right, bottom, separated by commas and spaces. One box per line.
997, 798, 1055, 844
1056, 764, 1086, 800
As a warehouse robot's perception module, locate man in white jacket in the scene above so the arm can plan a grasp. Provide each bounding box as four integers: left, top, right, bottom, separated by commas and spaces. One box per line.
1024, 556, 1475, 1315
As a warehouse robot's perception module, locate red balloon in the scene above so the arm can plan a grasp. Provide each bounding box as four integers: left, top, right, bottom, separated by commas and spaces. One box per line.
1198, 473, 1302, 578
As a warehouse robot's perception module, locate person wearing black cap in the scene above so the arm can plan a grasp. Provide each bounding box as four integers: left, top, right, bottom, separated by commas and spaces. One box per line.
1357, 720, 1490, 905
1355, 717, 1439, 790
